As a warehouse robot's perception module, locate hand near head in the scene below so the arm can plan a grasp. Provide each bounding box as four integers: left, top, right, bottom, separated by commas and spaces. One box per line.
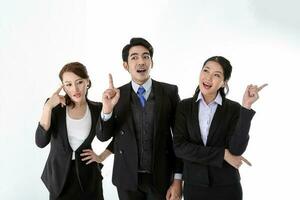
102, 74, 120, 113
242, 83, 268, 109
45, 85, 66, 109
224, 149, 252, 169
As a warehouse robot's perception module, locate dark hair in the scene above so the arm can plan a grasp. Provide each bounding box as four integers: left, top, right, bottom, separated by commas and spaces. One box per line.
196, 56, 232, 97
59, 62, 91, 108
122, 37, 154, 62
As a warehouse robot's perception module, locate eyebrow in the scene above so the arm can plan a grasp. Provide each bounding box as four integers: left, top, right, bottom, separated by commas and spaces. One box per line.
203, 66, 223, 74
63, 78, 83, 83
214, 71, 223, 74
129, 52, 150, 57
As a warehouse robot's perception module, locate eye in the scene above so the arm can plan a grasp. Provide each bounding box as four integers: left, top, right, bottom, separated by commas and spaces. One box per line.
214, 74, 221, 78
202, 69, 209, 73
65, 83, 71, 87
144, 55, 150, 59
131, 56, 138, 60
77, 80, 83, 85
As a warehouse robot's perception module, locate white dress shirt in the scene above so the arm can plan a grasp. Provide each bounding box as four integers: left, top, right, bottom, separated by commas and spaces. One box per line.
197, 92, 222, 145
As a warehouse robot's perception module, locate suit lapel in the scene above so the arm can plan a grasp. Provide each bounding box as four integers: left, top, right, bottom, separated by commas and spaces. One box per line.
60, 107, 73, 151
152, 80, 164, 144
206, 101, 226, 145
77, 101, 97, 149
191, 96, 204, 145
117, 82, 135, 136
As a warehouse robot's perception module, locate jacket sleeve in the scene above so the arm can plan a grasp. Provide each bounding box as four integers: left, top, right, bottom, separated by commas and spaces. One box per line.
96, 113, 116, 142
227, 106, 255, 155
173, 101, 225, 168
105, 139, 114, 153
35, 105, 57, 148
170, 86, 183, 173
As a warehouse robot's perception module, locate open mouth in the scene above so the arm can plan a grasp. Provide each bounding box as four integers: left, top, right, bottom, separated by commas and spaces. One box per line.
202, 82, 212, 90
137, 69, 147, 73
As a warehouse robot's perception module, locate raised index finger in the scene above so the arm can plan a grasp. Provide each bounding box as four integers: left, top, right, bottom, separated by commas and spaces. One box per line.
55, 85, 64, 94
258, 83, 268, 92
108, 73, 115, 89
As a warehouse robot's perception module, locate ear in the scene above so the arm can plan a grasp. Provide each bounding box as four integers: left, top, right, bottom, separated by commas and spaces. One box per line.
86, 79, 91, 88
151, 60, 154, 69
222, 81, 227, 88
123, 62, 129, 71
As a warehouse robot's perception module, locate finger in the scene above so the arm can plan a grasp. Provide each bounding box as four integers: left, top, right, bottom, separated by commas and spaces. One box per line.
86, 159, 94, 165
115, 88, 120, 99
108, 73, 115, 89
166, 190, 171, 200
241, 157, 252, 166
82, 149, 92, 152
59, 96, 66, 106
81, 156, 91, 161
80, 152, 91, 156
55, 85, 64, 94
258, 83, 268, 92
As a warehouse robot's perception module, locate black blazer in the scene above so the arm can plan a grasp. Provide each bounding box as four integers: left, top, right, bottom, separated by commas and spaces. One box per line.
35, 100, 113, 198
97, 80, 183, 193
173, 93, 255, 186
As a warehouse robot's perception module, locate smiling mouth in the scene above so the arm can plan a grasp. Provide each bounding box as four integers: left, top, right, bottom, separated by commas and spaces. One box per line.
203, 82, 212, 89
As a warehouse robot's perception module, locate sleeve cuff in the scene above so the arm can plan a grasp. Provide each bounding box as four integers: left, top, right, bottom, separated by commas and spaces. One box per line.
174, 173, 182, 180
101, 112, 112, 121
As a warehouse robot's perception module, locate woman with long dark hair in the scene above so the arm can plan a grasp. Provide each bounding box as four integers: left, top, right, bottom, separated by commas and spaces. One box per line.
173, 56, 267, 200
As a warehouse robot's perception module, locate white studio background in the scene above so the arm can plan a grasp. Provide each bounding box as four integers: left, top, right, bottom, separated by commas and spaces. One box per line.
0, 0, 299, 199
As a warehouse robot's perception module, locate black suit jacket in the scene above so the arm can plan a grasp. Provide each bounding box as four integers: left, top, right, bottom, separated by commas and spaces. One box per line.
173, 93, 255, 186
97, 80, 183, 193
35, 100, 113, 198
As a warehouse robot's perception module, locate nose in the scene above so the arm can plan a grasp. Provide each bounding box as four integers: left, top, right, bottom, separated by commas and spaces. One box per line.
72, 84, 79, 92
137, 57, 145, 65
204, 74, 212, 81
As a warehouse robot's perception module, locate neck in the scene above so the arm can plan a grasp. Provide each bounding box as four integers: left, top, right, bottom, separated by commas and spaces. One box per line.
73, 99, 87, 109
133, 77, 150, 86
202, 93, 217, 104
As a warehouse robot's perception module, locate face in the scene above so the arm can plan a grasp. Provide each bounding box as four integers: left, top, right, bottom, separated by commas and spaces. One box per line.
123, 45, 153, 85
199, 61, 225, 99
62, 72, 89, 104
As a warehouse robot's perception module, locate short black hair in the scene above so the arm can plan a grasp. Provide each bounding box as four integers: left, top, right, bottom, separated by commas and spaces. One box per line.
122, 37, 154, 62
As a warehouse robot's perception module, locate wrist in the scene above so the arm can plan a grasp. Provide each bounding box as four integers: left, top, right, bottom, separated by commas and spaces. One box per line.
172, 179, 182, 185
102, 106, 112, 114
44, 103, 53, 110
242, 104, 251, 110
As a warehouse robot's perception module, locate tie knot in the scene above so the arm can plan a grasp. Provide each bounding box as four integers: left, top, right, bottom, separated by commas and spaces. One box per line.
137, 86, 145, 95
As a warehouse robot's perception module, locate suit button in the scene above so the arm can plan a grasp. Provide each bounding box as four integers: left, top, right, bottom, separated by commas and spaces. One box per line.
120, 130, 125, 135
119, 150, 123, 154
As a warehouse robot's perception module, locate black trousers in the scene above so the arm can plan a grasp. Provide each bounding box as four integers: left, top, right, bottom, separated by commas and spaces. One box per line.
117, 173, 165, 200
184, 182, 243, 200
50, 161, 104, 200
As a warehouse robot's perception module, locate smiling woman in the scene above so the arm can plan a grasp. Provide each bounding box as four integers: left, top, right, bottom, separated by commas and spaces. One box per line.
173, 56, 267, 200
35, 62, 113, 200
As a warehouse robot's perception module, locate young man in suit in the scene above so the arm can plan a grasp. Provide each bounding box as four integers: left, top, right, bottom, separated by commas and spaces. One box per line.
97, 38, 183, 200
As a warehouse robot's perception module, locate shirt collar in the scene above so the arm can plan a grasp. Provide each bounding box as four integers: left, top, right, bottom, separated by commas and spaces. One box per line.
196, 92, 222, 106
131, 78, 152, 94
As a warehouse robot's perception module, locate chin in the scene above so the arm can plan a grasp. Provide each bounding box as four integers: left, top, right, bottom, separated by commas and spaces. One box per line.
71, 98, 82, 103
